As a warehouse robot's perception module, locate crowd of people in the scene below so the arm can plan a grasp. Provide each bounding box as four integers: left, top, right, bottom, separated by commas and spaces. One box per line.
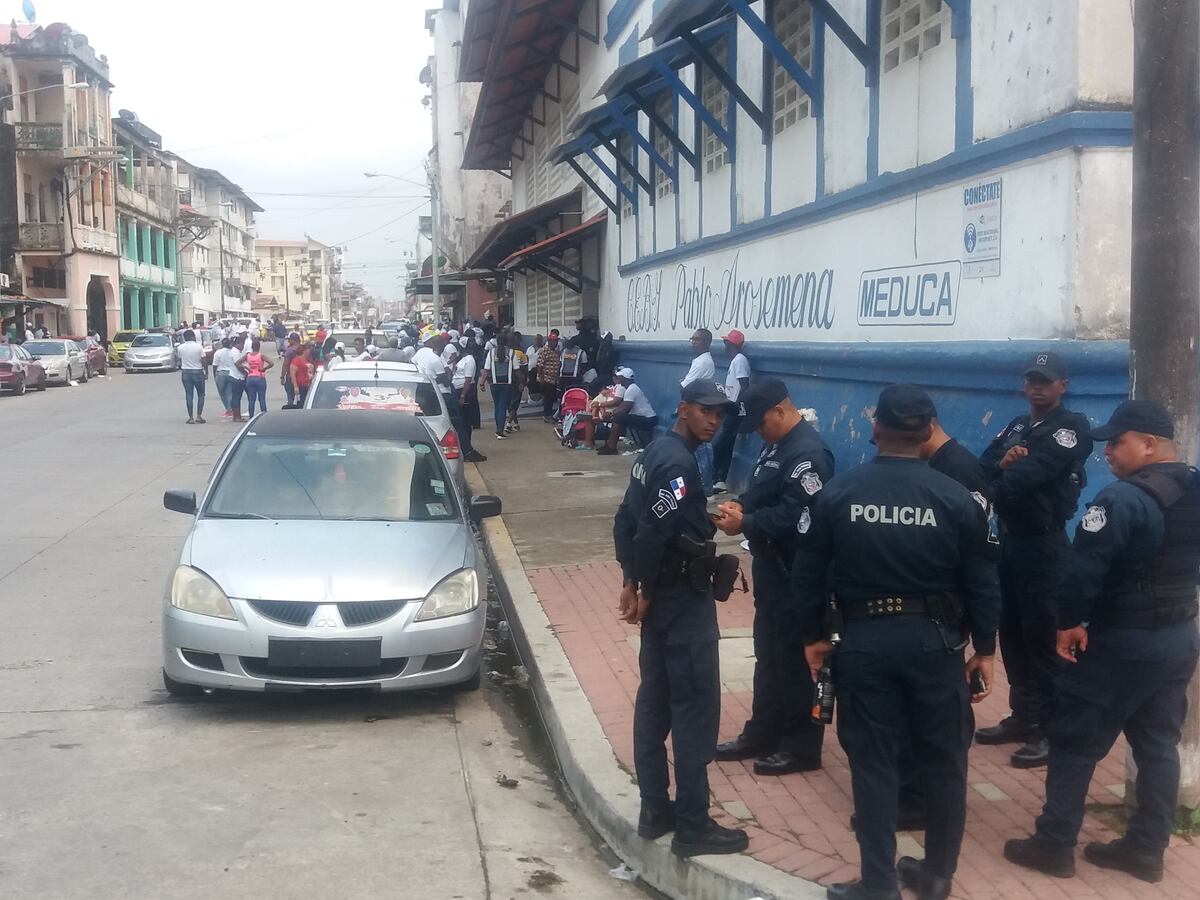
612, 354, 1199, 898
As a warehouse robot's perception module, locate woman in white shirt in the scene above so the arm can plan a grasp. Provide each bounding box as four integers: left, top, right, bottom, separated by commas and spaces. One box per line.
211, 338, 236, 417
176, 329, 208, 424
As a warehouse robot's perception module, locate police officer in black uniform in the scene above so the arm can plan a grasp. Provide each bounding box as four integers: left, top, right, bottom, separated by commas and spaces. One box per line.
613, 379, 750, 858
977, 352, 1092, 768
793, 385, 1000, 900
1005, 399, 1200, 884
710, 377, 835, 775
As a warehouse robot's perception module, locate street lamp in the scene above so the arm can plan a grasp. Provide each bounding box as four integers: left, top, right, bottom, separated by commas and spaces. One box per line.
0, 80, 89, 102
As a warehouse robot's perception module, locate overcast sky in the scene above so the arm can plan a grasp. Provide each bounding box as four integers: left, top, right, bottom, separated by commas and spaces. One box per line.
30, 0, 434, 299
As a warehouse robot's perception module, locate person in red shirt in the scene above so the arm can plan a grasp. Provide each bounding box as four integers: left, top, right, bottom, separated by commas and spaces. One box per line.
290, 344, 315, 405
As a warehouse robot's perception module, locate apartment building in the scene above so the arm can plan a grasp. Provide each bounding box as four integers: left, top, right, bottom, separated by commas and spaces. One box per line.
254, 237, 342, 322
113, 110, 179, 330
0, 22, 122, 337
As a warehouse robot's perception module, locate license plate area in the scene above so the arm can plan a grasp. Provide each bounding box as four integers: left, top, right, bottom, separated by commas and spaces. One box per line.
267, 638, 382, 669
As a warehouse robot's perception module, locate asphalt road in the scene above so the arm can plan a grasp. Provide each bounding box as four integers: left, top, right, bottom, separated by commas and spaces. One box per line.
0, 364, 646, 899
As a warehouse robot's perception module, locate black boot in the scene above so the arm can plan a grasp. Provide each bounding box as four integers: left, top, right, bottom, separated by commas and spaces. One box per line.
670, 820, 749, 857
825, 881, 901, 900
1084, 838, 1164, 883
714, 734, 774, 762
1010, 736, 1050, 769
1003, 836, 1076, 878
897, 856, 952, 900
637, 801, 676, 840
753, 750, 821, 776
975, 716, 1035, 745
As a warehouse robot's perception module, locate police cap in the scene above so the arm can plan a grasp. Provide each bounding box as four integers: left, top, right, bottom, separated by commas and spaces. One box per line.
875, 383, 936, 431
736, 376, 789, 433
1090, 399, 1175, 441
1024, 351, 1068, 382
681, 378, 736, 410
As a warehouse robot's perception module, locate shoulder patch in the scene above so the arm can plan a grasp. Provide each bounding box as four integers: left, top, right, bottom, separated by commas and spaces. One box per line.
1053, 428, 1078, 449
632, 462, 646, 484
656, 488, 678, 512
652, 498, 672, 519
798, 507, 812, 534
1081, 505, 1107, 533
789, 460, 813, 480
800, 472, 824, 495
764, 459, 780, 469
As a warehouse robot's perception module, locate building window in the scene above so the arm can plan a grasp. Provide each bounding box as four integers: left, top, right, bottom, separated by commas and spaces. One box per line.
653, 92, 675, 200
23, 174, 35, 222
701, 39, 730, 174
31, 266, 66, 289
882, 0, 948, 73
618, 132, 635, 220
773, 0, 814, 134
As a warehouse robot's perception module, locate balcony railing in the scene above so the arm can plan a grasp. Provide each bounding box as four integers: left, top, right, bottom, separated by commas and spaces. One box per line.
76, 225, 118, 255
17, 222, 64, 250
14, 122, 64, 152
116, 184, 175, 224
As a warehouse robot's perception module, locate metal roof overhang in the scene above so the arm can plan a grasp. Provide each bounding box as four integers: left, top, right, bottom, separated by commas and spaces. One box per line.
408, 271, 492, 296
465, 187, 583, 269
461, 0, 590, 170
643, 0, 733, 45
459, 0, 502, 82
596, 17, 732, 99
497, 211, 606, 294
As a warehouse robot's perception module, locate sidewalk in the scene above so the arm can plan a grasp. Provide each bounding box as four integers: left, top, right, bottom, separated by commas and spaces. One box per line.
468, 414, 1200, 900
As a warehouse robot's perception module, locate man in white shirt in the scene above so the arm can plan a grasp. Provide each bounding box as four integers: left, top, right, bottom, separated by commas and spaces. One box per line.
414, 334, 485, 463
176, 329, 208, 424
681, 328, 716, 388
592, 368, 658, 454
24, 323, 35, 342
712, 329, 752, 493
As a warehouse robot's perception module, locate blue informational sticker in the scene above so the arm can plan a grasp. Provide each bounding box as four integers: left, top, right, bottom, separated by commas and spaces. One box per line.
414, 443, 432, 454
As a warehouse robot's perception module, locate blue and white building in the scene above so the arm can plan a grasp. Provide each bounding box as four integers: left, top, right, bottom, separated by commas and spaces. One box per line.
455, 0, 1137, 487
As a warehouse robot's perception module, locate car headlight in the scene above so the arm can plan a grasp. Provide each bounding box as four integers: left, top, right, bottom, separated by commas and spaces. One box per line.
171, 566, 237, 620
414, 568, 479, 621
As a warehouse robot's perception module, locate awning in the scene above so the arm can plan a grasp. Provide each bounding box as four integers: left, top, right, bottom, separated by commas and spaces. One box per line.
461, 0, 592, 170
596, 16, 732, 99
466, 188, 583, 269
497, 212, 605, 294
407, 270, 496, 296
1, 293, 68, 309
642, 0, 732, 45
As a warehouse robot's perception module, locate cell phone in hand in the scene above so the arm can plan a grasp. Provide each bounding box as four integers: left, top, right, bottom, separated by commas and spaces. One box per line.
970, 669, 987, 696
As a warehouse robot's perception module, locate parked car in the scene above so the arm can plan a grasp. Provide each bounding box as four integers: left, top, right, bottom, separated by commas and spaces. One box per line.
124, 333, 178, 373
21, 339, 89, 384
303, 360, 464, 486
159, 410, 500, 695
0, 342, 48, 394
63, 336, 108, 377
107, 330, 144, 366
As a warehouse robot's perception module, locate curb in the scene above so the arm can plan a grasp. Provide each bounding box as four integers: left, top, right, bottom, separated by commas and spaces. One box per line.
467, 464, 824, 900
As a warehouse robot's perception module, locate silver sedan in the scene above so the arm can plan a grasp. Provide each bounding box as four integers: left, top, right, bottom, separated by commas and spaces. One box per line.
21, 339, 89, 384
124, 333, 178, 372
160, 409, 500, 695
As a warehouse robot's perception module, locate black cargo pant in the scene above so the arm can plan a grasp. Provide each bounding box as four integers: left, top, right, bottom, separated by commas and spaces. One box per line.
739, 553, 824, 759
837, 617, 974, 891
998, 530, 1068, 729
634, 597, 721, 833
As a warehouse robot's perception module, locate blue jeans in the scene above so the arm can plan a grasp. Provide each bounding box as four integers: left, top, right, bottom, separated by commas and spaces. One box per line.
245, 376, 267, 415
711, 411, 740, 484
227, 378, 245, 417
181, 369, 206, 418
490, 384, 513, 435
214, 371, 230, 411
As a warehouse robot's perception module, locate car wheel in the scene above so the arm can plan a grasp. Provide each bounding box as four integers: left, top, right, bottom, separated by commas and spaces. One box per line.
449, 664, 482, 693
37, 372, 46, 391
162, 669, 205, 698
79, 364, 88, 383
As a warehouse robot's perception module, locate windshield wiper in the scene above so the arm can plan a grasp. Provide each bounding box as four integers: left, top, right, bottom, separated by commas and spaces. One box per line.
205, 511, 274, 520
339, 515, 400, 522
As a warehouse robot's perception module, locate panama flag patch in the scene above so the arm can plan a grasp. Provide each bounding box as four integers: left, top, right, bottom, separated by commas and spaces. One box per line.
669, 476, 687, 500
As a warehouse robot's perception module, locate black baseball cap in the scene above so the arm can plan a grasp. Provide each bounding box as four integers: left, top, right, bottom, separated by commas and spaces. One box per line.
1090, 399, 1175, 440
681, 378, 736, 410
1024, 351, 1068, 382
736, 376, 790, 433
875, 384, 937, 431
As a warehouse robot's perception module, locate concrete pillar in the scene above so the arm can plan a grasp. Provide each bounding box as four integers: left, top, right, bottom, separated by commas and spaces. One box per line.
129, 287, 140, 329
165, 235, 176, 272
139, 223, 150, 264
126, 218, 137, 260
153, 228, 164, 268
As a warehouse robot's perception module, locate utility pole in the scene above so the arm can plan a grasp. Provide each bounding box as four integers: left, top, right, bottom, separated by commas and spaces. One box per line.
282, 258, 290, 318
430, 158, 442, 328
218, 225, 226, 319
1128, 0, 1199, 808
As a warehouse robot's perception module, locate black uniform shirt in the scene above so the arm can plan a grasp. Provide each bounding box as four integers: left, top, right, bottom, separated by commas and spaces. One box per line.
791, 457, 1001, 654
929, 438, 990, 500
739, 419, 835, 562
613, 429, 715, 596
979, 405, 1092, 532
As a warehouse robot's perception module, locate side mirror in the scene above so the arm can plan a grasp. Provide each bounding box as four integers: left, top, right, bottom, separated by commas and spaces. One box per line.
30, 355, 40, 361
469, 495, 502, 521
163, 489, 198, 515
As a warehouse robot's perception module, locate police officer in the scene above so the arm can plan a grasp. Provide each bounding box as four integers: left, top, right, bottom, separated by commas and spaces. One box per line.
977, 352, 1092, 768
793, 385, 1000, 900
711, 377, 834, 774
1004, 399, 1200, 884
613, 379, 749, 858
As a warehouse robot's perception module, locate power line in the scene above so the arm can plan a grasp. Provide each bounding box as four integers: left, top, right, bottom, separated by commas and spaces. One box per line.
332, 198, 430, 245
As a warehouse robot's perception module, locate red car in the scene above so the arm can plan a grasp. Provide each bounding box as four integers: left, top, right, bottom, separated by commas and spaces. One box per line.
63, 336, 108, 376
0, 342, 48, 394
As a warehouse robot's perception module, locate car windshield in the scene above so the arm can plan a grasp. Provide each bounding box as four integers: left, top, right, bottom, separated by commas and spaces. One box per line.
309, 378, 441, 416
0, 346, 11, 359
113, 331, 139, 342
131, 335, 171, 348
23, 341, 66, 356
205, 436, 457, 522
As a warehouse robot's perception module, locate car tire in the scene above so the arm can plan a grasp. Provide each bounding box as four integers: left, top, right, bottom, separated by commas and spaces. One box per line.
79, 365, 88, 383
37, 372, 46, 391
450, 664, 482, 693
13, 375, 26, 396
162, 669, 205, 698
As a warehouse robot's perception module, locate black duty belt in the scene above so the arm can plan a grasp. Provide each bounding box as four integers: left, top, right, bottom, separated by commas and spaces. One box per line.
842, 594, 960, 621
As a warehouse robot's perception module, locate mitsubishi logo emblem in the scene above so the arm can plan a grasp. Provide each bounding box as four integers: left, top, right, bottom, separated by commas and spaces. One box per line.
312, 604, 340, 628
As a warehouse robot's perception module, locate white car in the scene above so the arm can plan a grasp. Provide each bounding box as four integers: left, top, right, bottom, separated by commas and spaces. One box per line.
21, 339, 89, 384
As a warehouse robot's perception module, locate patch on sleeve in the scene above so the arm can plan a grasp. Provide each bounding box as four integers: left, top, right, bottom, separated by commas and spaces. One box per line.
669, 476, 687, 500
789, 460, 813, 480
970, 491, 988, 512
653, 488, 679, 520
798, 507, 812, 534
1081, 505, 1107, 533
1053, 428, 1078, 449
800, 472, 824, 495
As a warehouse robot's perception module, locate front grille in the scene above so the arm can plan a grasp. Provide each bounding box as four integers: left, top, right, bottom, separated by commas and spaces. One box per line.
248, 600, 316, 626
240, 657, 408, 680
338, 600, 407, 627
181, 649, 225, 671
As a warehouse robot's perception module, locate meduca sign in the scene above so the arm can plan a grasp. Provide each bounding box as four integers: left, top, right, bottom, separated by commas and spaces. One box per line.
625, 251, 836, 334
857, 261, 962, 326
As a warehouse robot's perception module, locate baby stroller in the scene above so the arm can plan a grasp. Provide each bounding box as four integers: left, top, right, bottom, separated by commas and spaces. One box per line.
556, 386, 591, 447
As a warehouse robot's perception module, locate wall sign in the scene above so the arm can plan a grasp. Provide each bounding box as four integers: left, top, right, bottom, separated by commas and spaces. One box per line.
962, 177, 1002, 278
857, 261, 961, 326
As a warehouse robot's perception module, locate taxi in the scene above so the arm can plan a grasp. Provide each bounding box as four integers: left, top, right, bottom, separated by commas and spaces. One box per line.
107, 329, 144, 366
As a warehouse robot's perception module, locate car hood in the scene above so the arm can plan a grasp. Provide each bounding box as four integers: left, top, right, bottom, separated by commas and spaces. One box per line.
127, 346, 173, 356
182, 519, 472, 602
